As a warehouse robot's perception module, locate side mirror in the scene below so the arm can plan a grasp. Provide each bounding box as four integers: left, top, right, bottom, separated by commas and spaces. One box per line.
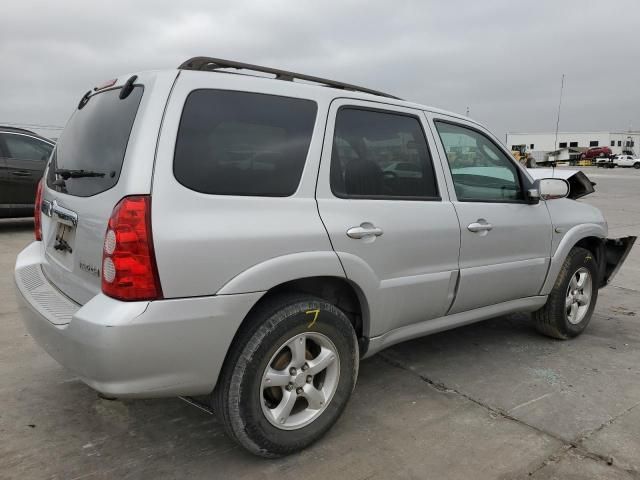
532, 178, 569, 201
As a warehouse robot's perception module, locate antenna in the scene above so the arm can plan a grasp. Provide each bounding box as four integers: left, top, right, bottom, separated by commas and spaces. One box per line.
465, 106, 470, 117
554, 74, 565, 151
553, 74, 565, 171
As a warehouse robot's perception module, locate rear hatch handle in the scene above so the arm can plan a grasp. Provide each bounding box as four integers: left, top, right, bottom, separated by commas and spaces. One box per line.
42, 199, 78, 227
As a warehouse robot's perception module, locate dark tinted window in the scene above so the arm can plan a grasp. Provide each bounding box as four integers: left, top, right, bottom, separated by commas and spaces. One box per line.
174, 90, 317, 197
330, 108, 438, 199
570, 141, 578, 147
435, 121, 523, 202
47, 86, 143, 197
589, 140, 599, 147
559, 142, 567, 148
2, 134, 53, 160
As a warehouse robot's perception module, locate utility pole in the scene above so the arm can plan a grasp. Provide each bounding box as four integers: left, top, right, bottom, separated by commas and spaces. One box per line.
554, 74, 565, 151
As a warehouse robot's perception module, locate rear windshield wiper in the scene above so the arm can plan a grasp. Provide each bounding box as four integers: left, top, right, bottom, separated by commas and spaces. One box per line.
54, 168, 106, 179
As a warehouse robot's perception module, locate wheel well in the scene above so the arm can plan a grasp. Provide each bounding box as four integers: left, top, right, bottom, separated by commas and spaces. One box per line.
231, 276, 369, 358
575, 236, 602, 259
268, 276, 367, 338
574, 236, 605, 283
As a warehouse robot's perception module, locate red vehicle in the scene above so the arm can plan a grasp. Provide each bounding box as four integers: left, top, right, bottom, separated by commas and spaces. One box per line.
580, 146, 612, 160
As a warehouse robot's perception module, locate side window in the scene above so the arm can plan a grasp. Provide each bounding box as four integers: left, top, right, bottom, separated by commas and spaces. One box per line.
434, 121, 523, 202
330, 108, 439, 199
2, 134, 52, 161
174, 90, 317, 197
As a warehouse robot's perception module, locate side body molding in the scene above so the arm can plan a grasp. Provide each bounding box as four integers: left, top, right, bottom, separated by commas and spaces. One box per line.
216, 251, 346, 295
539, 223, 607, 295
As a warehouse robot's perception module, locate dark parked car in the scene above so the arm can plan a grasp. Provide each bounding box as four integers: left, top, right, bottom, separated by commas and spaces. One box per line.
0, 127, 55, 218
580, 146, 612, 160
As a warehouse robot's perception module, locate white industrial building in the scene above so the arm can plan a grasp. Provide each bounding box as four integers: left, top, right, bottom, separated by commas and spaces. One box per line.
506, 131, 639, 162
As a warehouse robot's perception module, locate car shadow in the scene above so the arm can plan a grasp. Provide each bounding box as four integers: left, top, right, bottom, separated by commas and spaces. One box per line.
0, 217, 34, 234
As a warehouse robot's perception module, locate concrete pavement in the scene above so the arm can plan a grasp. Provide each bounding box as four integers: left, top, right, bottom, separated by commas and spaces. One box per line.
1, 166, 639, 479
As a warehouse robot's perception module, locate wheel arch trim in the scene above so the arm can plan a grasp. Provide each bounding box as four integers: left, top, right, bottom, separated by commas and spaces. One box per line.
539, 223, 607, 295
216, 251, 376, 343
216, 251, 346, 295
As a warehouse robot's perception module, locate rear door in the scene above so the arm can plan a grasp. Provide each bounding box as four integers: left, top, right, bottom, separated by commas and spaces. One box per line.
429, 115, 552, 314
1, 132, 53, 208
316, 100, 461, 337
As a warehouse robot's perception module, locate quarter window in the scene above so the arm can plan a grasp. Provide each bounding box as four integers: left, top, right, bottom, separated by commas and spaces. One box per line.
435, 121, 523, 202
174, 90, 317, 197
330, 108, 438, 199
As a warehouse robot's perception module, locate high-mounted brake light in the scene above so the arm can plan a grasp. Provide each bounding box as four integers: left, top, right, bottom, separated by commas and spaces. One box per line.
34, 179, 43, 241
101, 195, 163, 301
94, 78, 117, 91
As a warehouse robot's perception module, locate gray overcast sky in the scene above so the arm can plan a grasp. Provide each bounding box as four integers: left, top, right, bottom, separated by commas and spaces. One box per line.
1, 0, 638, 140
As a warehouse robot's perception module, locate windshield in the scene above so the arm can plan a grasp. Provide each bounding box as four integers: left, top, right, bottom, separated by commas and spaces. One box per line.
47, 86, 144, 197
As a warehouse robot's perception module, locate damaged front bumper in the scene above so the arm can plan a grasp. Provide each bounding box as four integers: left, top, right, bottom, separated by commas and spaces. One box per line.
601, 236, 637, 287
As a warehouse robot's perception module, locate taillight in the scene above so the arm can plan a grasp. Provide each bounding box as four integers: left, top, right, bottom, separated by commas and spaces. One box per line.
34, 179, 44, 241
101, 195, 163, 301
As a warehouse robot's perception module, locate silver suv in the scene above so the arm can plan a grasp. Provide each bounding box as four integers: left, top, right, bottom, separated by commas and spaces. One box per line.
14, 57, 636, 457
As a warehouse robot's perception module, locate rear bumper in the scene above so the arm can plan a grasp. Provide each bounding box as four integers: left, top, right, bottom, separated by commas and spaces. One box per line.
14, 241, 264, 398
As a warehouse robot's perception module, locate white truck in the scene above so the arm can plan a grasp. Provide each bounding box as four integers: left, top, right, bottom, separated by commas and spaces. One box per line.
613, 154, 640, 169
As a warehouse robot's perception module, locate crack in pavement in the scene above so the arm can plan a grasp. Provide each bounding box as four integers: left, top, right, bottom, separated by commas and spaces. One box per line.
378, 352, 640, 478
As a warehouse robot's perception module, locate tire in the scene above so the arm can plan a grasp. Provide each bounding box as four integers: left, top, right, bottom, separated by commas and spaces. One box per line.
634, 162, 640, 169
534, 247, 598, 340
213, 293, 359, 457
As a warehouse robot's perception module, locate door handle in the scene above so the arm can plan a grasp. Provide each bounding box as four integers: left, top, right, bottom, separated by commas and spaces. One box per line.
347, 222, 384, 239
467, 220, 493, 233
11, 171, 31, 177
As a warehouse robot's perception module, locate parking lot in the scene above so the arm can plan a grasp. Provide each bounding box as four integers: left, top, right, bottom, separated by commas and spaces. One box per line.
1, 166, 638, 479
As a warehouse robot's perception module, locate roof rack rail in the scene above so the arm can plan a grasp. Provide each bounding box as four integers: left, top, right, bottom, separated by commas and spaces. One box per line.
178, 57, 401, 100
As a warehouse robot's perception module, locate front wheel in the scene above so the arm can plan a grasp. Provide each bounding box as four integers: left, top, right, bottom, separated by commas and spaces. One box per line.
534, 247, 598, 339
213, 294, 359, 457
634, 162, 640, 169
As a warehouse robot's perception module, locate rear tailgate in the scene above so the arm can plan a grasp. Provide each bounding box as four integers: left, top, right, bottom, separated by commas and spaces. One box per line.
40, 71, 178, 305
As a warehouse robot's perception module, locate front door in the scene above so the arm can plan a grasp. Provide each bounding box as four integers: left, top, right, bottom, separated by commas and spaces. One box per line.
316, 100, 461, 337
429, 116, 552, 314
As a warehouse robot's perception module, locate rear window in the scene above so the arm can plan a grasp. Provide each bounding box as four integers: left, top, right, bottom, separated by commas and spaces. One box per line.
47, 86, 143, 197
173, 90, 317, 197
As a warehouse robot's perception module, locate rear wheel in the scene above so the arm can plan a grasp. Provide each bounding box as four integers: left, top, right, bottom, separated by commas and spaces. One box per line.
634, 162, 640, 169
213, 294, 358, 457
534, 247, 598, 339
